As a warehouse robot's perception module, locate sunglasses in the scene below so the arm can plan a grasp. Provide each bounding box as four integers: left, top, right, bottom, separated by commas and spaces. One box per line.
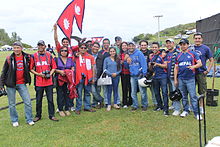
61, 50, 68, 52
80, 47, 87, 49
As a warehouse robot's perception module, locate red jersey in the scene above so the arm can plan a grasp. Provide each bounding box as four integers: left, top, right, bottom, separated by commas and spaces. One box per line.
15, 55, 25, 84
30, 51, 57, 87
74, 53, 95, 85
56, 42, 79, 58
120, 53, 130, 74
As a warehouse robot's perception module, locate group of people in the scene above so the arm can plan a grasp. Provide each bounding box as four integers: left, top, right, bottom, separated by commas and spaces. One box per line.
0, 26, 214, 127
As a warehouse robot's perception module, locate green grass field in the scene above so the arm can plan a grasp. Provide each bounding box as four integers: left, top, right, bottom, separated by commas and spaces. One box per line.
0, 50, 219, 147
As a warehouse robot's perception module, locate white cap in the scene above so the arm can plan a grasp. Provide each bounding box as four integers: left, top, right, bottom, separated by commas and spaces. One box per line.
166, 38, 174, 42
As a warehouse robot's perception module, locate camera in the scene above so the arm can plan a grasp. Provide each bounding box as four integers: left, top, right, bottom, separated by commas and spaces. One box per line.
42, 70, 51, 79
150, 62, 155, 66
0, 88, 7, 97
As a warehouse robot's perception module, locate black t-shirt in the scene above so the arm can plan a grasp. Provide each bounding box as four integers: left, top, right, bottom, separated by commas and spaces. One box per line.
140, 49, 152, 64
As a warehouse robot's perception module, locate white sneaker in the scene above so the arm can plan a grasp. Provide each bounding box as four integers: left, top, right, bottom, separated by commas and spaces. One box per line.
12, 122, 19, 127
169, 106, 174, 110
70, 107, 75, 112
107, 105, 111, 111
172, 110, 180, 116
196, 115, 203, 121
113, 104, 120, 109
180, 111, 189, 117
28, 121, 35, 126
123, 105, 128, 109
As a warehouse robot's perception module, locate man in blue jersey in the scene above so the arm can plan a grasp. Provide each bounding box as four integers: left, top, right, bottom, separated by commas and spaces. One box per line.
150, 42, 169, 116
174, 39, 202, 120
193, 32, 214, 114
165, 38, 181, 116
127, 42, 148, 111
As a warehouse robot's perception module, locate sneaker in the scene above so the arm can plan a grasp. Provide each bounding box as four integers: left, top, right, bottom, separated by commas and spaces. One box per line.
70, 107, 75, 112
196, 114, 203, 121
123, 105, 128, 109
12, 122, 19, 127
180, 111, 189, 117
107, 105, 111, 111
164, 111, 169, 116
28, 121, 35, 126
96, 102, 103, 109
59, 111, 66, 117
65, 111, 71, 116
169, 106, 174, 110
131, 107, 137, 112
153, 107, 162, 111
113, 104, 120, 109
172, 110, 180, 116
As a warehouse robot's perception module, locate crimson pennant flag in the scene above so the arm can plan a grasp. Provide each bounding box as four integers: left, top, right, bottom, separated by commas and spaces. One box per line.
91, 37, 104, 43
57, 0, 85, 39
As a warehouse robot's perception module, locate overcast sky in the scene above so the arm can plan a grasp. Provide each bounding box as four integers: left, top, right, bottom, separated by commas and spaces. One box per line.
0, 0, 219, 47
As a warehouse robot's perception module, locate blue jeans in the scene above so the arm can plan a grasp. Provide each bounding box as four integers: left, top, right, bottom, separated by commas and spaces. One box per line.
178, 78, 198, 116
103, 85, 108, 105
149, 84, 157, 105
76, 79, 92, 111
103, 85, 120, 105
153, 78, 169, 111
106, 76, 120, 105
6, 84, 33, 123
130, 76, 148, 108
168, 78, 181, 111
91, 83, 103, 106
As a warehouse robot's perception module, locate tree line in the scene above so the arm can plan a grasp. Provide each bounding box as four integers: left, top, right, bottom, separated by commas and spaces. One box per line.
0, 29, 32, 48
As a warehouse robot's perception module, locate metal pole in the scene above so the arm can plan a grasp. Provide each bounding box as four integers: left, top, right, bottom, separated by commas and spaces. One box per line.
158, 17, 160, 43
154, 15, 163, 43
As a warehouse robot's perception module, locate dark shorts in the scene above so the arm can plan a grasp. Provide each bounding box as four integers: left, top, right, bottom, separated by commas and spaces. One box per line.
195, 73, 207, 95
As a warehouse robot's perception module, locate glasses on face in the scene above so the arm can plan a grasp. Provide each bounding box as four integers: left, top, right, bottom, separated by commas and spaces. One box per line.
80, 47, 87, 50
93, 45, 99, 48
61, 50, 68, 52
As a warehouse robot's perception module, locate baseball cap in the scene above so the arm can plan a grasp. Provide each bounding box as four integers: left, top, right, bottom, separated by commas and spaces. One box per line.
13, 41, 23, 48
37, 40, 45, 46
179, 39, 189, 45
128, 42, 135, 46
166, 38, 174, 42
115, 36, 122, 41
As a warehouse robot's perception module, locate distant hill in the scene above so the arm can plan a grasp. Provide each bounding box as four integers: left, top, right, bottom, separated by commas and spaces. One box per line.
159, 22, 195, 37
133, 22, 196, 43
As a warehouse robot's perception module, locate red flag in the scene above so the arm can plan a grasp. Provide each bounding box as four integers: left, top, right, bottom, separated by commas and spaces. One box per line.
57, 0, 85, 39
91, 37, 104, 43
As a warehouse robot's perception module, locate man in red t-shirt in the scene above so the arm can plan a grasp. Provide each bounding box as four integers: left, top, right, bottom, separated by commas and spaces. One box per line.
30, 40, 58, 122
0, 41, 34, 127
